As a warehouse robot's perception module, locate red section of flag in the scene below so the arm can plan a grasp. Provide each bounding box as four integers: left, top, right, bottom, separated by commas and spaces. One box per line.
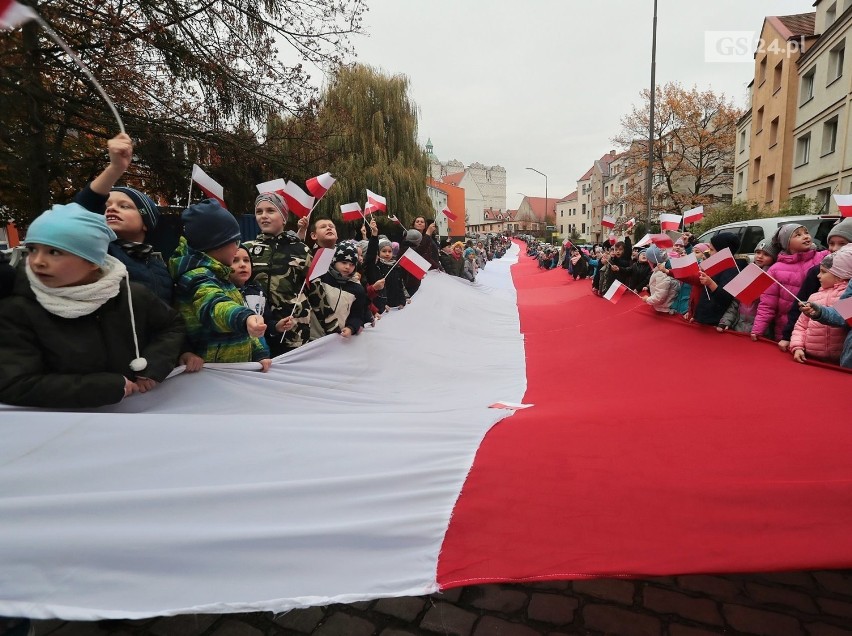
442, 207, 457, 221
340, 202, 363, 222
601, 215, 616, 229
192, 164, 225, 206
398, 248, 430, 280
649, 234, 674, 248
660, 214, 682, 231
282, 181, 315, 218
669, 253, 700, 279
701, 247, 737, 277
832, 296, 852, 327
722, 263, 774, 305
306, 172, 335, 200
683, 206, 704, 225
834, 194, 852, 218
603, 279, 626, 303
366, 189, 387, 212
306, 247, 335, 281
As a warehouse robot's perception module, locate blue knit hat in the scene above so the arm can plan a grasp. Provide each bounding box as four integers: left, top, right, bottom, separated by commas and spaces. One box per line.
182, 199, 241, 252
26, 203, 117, 266
645, 245, 668, 265
111, 186, 160, 231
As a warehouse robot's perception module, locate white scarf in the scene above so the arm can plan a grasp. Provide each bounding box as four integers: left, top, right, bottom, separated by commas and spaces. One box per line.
26, 255, 128, 319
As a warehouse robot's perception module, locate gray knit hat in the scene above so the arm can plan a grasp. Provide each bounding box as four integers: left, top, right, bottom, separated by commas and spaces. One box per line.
754, 238, 779, 259
405, 229, 423, 246
645, 245, 668, 265
776, 223, 806, 251
827, 218, 852, 244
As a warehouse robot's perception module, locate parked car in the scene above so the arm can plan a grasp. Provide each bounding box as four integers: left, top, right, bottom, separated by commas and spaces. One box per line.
696, 215, 841, 257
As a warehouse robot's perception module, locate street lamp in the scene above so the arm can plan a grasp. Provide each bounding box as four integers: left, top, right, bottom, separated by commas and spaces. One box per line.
526, 167, 549, 237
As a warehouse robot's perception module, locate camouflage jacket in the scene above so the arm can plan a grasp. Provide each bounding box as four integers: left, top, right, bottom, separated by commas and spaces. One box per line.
245, 231, 339, 354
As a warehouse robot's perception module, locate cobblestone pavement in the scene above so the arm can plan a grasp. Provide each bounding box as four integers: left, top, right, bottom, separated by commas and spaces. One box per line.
16, 570, 852, 635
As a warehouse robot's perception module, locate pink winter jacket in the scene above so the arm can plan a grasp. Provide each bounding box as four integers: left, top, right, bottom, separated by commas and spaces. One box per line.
790, 281, 849, 363
752, 248, 828, 340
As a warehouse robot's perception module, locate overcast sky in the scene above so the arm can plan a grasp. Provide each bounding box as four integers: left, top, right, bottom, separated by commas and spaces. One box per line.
348, 0, 814, 210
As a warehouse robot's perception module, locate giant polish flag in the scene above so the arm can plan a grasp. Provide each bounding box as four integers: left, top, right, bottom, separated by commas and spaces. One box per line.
398, 247, 431, 280
192, 164, 225, 205
0, 0, 36, 29
701, 247, 737, 276
835, 194, 852, 217
659, 213, 682, 231
723, 263, 775, 305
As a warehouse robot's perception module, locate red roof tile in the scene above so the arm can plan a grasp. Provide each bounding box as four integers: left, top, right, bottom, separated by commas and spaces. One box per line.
775, 13, 815, 38
441, 171, 465, 187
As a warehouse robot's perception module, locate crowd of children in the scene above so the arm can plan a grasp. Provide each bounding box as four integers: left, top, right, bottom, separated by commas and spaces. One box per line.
521, 219, 852, 371
0, 134, 512, 409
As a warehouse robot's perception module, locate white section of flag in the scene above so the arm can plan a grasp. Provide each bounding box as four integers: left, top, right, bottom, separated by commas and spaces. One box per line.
0, 0, 37, 29
192, 164, 225, 204
489, 402, 534, 410
635, 234, 653, 248
307, 247, 335, 281
256, 178, 287, 195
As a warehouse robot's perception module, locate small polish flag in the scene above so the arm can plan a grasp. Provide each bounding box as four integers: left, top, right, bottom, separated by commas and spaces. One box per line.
366, 189, 387, 212
306, 172, 336, 200
442, 207, 457, 221
669, 253, 700, 279
723, 263, 775, 305
256, 178, 287, 196
834, 194, 852, 218
635, 234, 653, 248
398, 247, 431, 280
701, 247, 737, 277
340, 202, 363, 222
388, 214, 402, 225
0, 0, 37, 29
626, 217, 636, 230
192, 164, 225, 205
832, 296, 852, 327
488, 402, 534, 410
649, 233, 674, 248
601, 215, 616, 229
306, 247, 335, 281
660, 213, 683, 231
683, 206, 704, 225
608, 233, 617, 245
603, 279, 627, 303
281, 181, 315, 218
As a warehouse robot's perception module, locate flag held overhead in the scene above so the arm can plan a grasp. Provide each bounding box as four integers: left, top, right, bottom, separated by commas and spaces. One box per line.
601, 215, 616, 229
282, 181, 315, 218
192, 164, 225, 205
306, 173, 336, 200
442, 207, 457, 222
0, 0, 36, 29
366, 189, 387, 212
340, 202, 364, 222
834, 194, 852, 218
683, 206, 704, 225
659, 213, 683, 231
398, 248, 431, 280
256, 178, 288, 196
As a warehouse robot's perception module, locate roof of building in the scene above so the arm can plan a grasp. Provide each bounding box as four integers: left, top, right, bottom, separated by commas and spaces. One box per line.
522, 196, 561, 220
441, 171, 465, 187
769, 12, 815, 40
559, 191, 578, 203
579, 151, 618, 181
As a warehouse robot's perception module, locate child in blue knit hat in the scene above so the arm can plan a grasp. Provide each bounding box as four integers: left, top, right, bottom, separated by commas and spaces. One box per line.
0, 204, 184, 408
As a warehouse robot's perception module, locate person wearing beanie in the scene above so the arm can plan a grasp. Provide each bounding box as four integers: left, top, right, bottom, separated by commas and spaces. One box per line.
643, 244, 682, 314
790, 249, 852, 365
246, 196, 339, 356
800, 245, 852, 368
718, 238, 780, 335
72, 133, 173, 306
462, 246, 478, 282
753, 224, 828, 344
0, 203, 184, 408
321, 240, 371, 338
364, 219, 409, 312
169, 199, 271, 368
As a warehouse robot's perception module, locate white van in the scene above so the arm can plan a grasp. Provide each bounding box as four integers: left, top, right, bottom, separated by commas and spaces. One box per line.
696, 215, 841, 257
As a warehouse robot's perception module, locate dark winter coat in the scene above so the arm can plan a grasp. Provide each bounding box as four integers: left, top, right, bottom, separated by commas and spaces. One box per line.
320, 271, 372, 335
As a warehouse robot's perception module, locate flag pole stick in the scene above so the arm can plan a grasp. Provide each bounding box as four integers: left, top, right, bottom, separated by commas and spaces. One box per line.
32, 14, 125, 134
765, 271, 803, 303
187, 177, 193, 207
284, 279, 309, 340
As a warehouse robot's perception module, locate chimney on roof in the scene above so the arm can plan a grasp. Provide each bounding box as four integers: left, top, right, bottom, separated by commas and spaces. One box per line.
610, 150, 615, 155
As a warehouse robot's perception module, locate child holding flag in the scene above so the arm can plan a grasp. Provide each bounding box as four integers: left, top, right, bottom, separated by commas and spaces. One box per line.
321, 242, 372, 338
790, 251, 851, 365
643, 245, 681, 313
693, 233, 747, 326
800, 245, 852, 368
718, 239, 778, 334
364, 221, 409, 312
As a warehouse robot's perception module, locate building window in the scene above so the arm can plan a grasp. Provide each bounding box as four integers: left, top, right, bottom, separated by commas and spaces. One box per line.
739, 128, 747, 151
769, 117, 780, 147
765, 174, 775, 203
759, 56, 767, 86
796, 133, 811, 166
582, 203, 586, 215
829, 41, 845, 84
801, 68, 816, 105
581, 223, 586, 234
827, 2, 837, 27
756, 107, 764, 133
737, 171, 745, 194
822, 116, 839, 155
773, 60, 783, 93
817, 187, 832, 213
753, 156, 761, 181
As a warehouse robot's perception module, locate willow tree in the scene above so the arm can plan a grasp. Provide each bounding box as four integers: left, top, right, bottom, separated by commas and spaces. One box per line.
0, 0, 365, 224
270, 64, 431, 234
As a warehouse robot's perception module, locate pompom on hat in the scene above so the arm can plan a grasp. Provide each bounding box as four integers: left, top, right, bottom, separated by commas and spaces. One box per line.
25, 203, 117, 266
111, 186, 160, 231
182, 199, 241, 252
